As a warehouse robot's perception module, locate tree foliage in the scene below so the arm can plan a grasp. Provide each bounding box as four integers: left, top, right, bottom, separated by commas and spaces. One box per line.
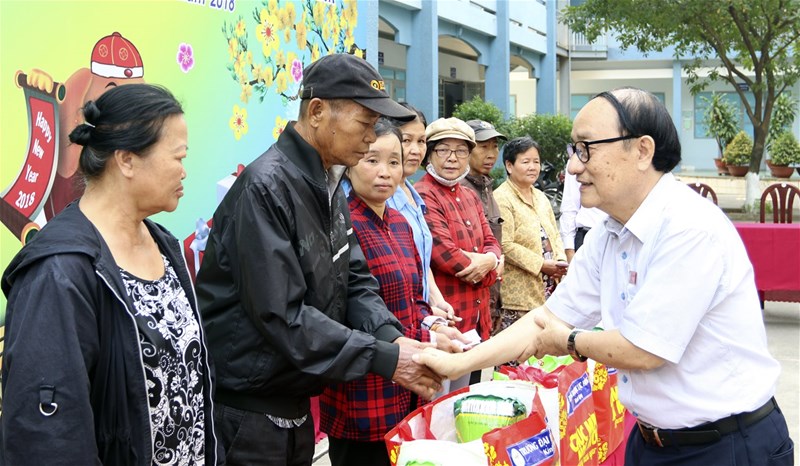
452, 96, 504, 129
702, 93, 739, 158
767, 93, 798, 146
563, 0, 800, 173
502, 114, 573, 173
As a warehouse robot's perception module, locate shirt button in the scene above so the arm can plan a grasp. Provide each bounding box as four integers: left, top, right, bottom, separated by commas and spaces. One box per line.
620, 292, 626, 300
451, 187, 456, 192
456, 197, 461, 202
465, 220, 471, 226
622, 375, 628, 383
473, 246, 479, 252
476, 299, 481, 304
621, 252, 628, 260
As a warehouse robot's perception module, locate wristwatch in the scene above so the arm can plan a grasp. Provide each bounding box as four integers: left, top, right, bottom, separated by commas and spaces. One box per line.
567, 329, 588, 362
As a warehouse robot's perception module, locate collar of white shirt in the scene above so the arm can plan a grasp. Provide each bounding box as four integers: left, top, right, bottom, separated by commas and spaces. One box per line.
603, 172, 673, 244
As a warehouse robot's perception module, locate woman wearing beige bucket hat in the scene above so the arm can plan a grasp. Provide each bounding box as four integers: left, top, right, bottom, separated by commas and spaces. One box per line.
414, 117, 502, 387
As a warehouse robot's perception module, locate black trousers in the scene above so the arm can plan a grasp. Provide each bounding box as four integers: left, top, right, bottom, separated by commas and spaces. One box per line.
625, 407, 793, 465
575, 226, 591, 251
214, 402, 315, 466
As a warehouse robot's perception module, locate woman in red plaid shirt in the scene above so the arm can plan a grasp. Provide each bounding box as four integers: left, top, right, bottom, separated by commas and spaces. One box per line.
320, 118, 468, 466
414, 117, 503, 387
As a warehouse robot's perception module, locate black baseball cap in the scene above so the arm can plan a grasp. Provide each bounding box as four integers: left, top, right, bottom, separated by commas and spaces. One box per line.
466, 120, 507, 142
300, 53, 415, 121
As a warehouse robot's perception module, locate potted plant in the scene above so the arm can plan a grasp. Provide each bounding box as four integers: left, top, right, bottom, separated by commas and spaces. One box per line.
724, 131, 753, 177
767, 131, 800, 178
702, 93, 739, 175
767, 93, 797, 148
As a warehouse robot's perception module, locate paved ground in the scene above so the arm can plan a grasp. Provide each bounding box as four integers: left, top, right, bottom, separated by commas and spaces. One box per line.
313, 300, 800, 464
766, 301, 800, 464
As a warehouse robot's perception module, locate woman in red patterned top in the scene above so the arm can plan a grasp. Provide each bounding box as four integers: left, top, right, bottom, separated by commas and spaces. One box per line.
320, 118, 467, 466
414, 117, 502, 386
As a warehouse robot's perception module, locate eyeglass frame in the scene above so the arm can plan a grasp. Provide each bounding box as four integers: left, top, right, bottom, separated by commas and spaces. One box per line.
431, 146, 471, 159
566, 134, 641, 164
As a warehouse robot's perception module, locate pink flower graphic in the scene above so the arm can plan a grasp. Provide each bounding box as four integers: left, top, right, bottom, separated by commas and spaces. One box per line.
290, 59, 303, 83
177, 43, 195, 73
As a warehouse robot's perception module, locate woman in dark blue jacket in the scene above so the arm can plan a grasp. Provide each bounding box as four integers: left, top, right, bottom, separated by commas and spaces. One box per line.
1, 84, 218, 465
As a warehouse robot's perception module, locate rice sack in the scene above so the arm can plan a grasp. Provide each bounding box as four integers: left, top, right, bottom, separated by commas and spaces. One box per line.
453, 394, 527, 443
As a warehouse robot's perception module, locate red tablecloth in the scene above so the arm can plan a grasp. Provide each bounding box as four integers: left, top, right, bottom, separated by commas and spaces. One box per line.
734, 223, 800, 302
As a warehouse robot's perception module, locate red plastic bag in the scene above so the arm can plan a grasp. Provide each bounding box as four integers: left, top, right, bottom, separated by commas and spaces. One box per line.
528, 361, 602, 466
591, 363, 626, 462
385, 381, 558, 466
482, 389, 558, 466
497, 364, 560, 388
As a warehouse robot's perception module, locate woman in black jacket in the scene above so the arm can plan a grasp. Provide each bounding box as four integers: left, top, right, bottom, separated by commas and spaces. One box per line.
1, 84, 218, 465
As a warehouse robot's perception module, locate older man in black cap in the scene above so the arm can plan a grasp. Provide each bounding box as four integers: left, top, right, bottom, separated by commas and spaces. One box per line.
196, 53, 441, 466
461, 119, 506, 334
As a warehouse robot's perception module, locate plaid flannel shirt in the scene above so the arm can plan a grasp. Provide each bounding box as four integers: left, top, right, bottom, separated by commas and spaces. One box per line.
415, 173, 501, 341
319, 195, 432, 441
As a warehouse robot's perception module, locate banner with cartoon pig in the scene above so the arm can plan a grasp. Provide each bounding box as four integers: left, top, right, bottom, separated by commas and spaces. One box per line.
0, 0, 369, 343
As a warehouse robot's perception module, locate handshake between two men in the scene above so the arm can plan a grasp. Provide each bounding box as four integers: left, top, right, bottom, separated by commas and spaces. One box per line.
398, 306, 623, 400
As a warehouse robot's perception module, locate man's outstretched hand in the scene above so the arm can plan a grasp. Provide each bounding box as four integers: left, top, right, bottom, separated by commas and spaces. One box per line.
392, 337, 444, 400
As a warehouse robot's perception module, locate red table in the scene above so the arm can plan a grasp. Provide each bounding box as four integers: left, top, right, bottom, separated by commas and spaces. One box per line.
734, 223, 800, 303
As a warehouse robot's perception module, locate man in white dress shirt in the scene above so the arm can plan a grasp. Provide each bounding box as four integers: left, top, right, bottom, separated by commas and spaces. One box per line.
415, 87, 793, 465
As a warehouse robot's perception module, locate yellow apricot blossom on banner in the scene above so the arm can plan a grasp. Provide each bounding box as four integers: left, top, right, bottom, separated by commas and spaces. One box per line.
240, 82, 253, 103
273, 116, 288, 140
343, 27, 354, 52
311, 43, 321, 62
277, 8, 291, 31
229, 105, 249, 141
260, 65, 274, 87
313, 1, 325, 24
331, 18, 341, 46
233, 51, 247, 76
344, 0, 358, 23
285, 2, 297, 25
322, 21, 332, 42
223, 0, 363, 112
296, 14, 308, 49
257, 9, 281, 57
275, 68, 288, 94
228, 37, 238, 60
326, 3, 337, 23
275, 50, 287, 68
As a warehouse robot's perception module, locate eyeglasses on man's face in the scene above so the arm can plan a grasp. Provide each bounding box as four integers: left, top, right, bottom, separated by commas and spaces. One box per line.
432, 146, 471, 159
566, 134, 641, 164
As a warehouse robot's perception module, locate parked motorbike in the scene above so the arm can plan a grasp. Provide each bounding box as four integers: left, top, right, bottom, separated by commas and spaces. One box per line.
534, 160, 565, 218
